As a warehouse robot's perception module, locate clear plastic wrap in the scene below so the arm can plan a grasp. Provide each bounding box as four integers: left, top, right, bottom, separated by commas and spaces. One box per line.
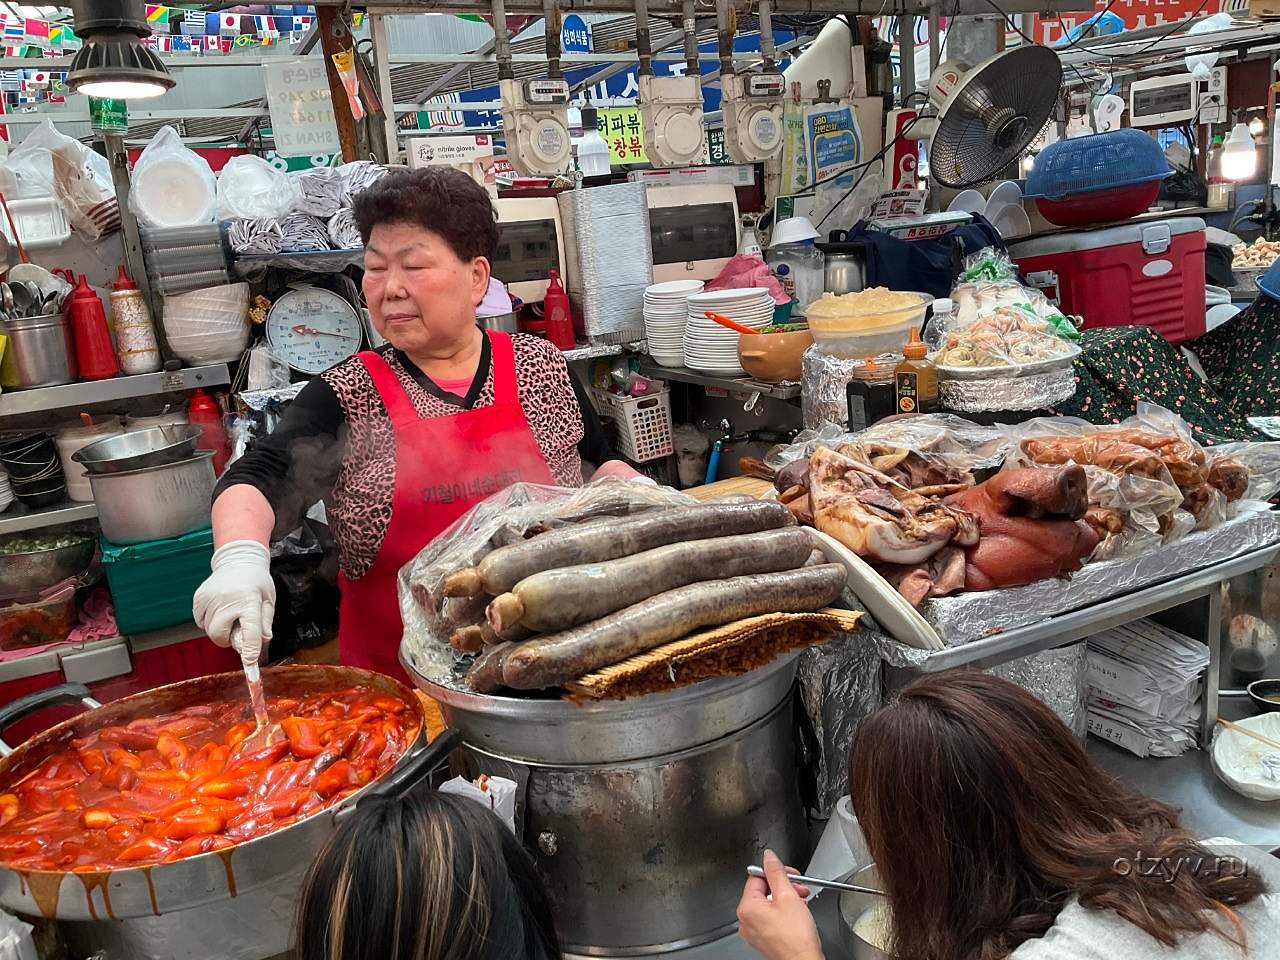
765, 415, 1011, 474
216, 155, 300, 221
1004, 402, 1277, 557
931, 247, 1080, 375
398, 479, 697, 686
128, 126, 217, 228
933, 280, 1079, 370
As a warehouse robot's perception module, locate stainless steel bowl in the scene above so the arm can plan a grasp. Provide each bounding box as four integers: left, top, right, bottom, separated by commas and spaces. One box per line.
838, 865, 890, 960
0, 535, 96, 601
72, 424, 204, 474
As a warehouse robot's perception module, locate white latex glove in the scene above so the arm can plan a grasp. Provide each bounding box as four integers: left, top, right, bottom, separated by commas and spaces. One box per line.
193, 540, 275, 662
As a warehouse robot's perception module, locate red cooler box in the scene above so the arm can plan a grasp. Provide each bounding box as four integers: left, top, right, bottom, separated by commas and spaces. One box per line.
1009, 217, 1206, 345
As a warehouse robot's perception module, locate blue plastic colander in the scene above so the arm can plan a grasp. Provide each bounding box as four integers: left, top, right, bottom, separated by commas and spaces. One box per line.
1024, 129, 1172, 200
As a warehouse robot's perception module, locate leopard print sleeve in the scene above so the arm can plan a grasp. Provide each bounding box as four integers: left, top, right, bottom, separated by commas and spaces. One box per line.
510, 334, 586, 486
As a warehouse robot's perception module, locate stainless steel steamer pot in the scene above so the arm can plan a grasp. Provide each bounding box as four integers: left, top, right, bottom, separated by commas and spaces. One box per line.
0, 666, 452, 926
405, 652, 809, 956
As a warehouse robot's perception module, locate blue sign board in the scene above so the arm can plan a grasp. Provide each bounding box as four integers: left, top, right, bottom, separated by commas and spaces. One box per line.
561, 14, 591, 54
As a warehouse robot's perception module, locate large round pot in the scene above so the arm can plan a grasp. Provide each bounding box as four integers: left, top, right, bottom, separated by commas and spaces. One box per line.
72, 425, 204, 475
87, 450, 215, 544
0, 666, 451, 928
404, 653, 808, 955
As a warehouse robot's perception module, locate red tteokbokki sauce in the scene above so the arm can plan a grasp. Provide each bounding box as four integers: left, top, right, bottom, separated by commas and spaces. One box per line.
0, 686, 419, 871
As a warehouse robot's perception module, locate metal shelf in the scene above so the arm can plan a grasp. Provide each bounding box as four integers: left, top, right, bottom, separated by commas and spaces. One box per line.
0, 500, 98, 536
637, 362, 801, 401
0, 365, 231, 417
905, 544, 1280, 674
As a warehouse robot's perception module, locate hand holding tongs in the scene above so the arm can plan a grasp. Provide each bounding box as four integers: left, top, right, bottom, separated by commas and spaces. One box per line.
746, 865, 886, 896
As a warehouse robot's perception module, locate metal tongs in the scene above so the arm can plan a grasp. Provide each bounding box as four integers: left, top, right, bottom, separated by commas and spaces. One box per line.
746, 865, 886, 896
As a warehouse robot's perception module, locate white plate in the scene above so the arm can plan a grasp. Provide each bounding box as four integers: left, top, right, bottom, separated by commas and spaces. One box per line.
985, 180, 1023, 216
687, 287, 771, 305
646, 279, 705, 297
1212, 713, 1280, 801
990, 203, 1031, 238
132, 157, 217, 228
804, 528, 945, 651
947, 189, 986, 216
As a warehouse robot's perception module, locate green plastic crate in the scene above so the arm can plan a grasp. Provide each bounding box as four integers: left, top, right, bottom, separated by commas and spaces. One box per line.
100, 527, 214, 635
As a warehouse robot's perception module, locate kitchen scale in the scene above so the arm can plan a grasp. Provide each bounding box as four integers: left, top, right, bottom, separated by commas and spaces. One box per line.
265, 286, 364, 374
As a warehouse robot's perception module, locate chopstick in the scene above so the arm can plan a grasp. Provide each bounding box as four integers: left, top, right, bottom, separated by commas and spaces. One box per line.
1217, 718, 1280, 753
0, 194, 28, 264
705, 310, 761, 336
746, 865, 885, 896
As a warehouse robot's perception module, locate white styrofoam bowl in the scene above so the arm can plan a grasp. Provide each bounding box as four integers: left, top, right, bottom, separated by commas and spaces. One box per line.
1212, 713, 1280, 801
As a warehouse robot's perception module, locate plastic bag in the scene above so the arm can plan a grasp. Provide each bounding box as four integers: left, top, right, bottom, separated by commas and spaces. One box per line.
398, 479, 697, 686
439, 775, 518, 832
933, 278, 1078, 371
217, 155, 300, 221
8, 119, 118, 239
0, 909, 35, 960
1004, 403, 1258, 547
128, 126, 217, 228
766, 415, 1011, 475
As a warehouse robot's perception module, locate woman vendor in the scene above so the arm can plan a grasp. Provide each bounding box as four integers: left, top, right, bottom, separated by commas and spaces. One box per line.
194, 167, 640, 679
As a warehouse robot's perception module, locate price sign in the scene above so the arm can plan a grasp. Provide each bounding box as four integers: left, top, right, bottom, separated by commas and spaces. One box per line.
595, 107, 648, 165
264, 58, 340, 158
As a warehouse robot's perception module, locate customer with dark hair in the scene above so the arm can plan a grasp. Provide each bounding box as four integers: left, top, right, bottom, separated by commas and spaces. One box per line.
738, 672, 1280, 960
196, 166, 639, 678
295, 790, 560, 960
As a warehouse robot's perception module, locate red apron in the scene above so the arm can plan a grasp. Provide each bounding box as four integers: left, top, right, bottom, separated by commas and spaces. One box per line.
337, 331, 555, 680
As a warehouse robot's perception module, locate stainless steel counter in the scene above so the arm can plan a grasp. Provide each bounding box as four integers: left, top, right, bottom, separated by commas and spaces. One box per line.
1090, 697, 1280, 852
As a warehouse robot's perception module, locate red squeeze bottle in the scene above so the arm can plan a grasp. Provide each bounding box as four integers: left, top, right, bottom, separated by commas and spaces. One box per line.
188, 388, 230, 475
542, 270, 576, 351
66, 274, 119, 380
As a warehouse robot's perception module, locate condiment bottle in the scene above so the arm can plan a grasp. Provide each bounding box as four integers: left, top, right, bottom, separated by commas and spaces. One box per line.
188, 388, 230, 475
66, 274, 119, 381
894, 328, 938, 415
109, 265, 161, 375
543, 269, 576, 351
846, 356, 897, 431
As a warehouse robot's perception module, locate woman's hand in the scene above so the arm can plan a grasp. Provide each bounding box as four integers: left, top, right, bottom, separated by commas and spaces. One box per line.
589, 460, 646, 482
737, 850, 824, 960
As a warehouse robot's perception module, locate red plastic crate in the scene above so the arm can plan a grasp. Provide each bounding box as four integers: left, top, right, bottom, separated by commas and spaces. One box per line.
1010, 217, 1206, 345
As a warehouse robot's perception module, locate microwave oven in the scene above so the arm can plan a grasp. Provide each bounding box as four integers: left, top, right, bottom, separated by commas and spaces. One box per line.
644, 184, 741, 284
491, 197, 567, 303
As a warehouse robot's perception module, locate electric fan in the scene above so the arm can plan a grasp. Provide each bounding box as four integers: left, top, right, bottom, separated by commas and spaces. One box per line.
910, 45, 1062, 189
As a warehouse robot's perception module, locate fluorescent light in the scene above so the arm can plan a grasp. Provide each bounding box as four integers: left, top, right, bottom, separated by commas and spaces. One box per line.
1221, 123, 1258, 181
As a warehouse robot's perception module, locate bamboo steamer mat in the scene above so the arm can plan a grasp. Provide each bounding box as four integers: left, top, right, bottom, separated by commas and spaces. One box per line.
565, 608, 862, 701
684, 475, 774, 501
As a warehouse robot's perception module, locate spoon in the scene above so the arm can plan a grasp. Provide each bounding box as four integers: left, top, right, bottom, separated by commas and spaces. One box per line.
22, 281, 40, 315
1, 283, 14, 318
9, 281, 30, 318
705, 310, 762, 336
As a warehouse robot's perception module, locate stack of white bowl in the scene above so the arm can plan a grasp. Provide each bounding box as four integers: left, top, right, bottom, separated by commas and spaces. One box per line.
0, 469, 12, 513
162, 282, 252, 364
683, 288, 776, 376
643, 279, 703, 366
